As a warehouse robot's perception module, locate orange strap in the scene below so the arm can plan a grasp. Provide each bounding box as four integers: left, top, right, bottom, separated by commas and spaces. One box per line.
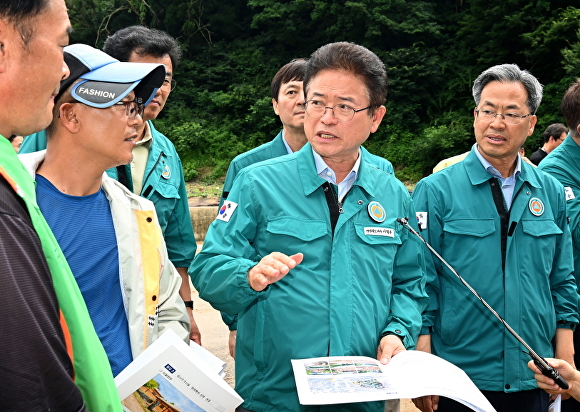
0, 166, 21, 194
59, 310, 76, 380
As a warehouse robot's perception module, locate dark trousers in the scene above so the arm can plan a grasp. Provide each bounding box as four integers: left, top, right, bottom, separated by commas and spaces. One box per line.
437, 389, 549, 412
561, 327, 580, 412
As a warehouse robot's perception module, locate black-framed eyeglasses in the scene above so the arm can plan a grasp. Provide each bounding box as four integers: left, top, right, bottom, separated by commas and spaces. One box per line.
64, 100, 144, 120
475, 108, 533, 125
112, 100, 145, 120
304, 100, 372, 123
162, 77, 177, 91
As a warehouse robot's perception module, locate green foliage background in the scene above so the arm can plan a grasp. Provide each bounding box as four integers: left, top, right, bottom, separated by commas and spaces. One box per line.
66, 0, 580, 181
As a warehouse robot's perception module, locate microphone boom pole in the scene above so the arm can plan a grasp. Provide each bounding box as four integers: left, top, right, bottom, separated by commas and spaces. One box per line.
396, 217, 568, 390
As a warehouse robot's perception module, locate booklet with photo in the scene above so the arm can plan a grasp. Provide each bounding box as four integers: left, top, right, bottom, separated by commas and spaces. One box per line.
291, 350, 496, 412
115, 329, 242, 412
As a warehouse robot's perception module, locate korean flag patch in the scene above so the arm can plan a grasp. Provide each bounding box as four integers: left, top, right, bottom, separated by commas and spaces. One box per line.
216, 200, 238, 222
565, 187, 576, 201
416, 212, 428, 230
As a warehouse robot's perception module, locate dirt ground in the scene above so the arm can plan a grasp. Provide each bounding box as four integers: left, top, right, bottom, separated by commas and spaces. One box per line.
190, 284, 419, 411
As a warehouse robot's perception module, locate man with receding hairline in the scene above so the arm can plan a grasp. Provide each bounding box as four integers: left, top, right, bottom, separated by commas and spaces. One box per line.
0, 0, 121, 410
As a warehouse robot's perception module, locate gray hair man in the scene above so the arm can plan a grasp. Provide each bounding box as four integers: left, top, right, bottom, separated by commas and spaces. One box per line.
412, 64, 577, 412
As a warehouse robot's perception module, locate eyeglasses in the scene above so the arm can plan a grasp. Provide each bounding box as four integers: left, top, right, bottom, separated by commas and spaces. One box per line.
304, 100, 372, 123
62, 100, 143, 120
113, 100, 145, 120
475, 108, 533, 125
162, 77, 177, 91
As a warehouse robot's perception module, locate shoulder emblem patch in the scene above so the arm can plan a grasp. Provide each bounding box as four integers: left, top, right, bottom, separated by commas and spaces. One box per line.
216, 200, 238, 222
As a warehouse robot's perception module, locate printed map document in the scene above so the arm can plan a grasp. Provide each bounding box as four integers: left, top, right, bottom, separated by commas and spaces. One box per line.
115, 329, 242, 412
292, 350, 496, 412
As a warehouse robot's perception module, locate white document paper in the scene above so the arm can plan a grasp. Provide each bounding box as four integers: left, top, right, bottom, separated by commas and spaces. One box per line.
549, 394, 561, 412
292, 350, 496, 412
189, 339, 227, 378
115, 329, 242, 412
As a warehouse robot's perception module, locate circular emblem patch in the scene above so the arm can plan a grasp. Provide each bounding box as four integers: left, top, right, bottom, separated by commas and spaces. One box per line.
161, 164, 171, 180
367, 201, 386, 223
528, 197, 544, 216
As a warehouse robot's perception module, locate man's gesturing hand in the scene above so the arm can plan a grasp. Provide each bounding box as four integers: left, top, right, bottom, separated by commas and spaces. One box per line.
248, 252, 304, 291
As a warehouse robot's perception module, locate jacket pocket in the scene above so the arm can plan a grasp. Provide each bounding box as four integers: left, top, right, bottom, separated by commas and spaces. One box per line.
521, 219, 563, 237
266, 217, 327, 241
443, 218, 495, 237
148, 180, 180, 200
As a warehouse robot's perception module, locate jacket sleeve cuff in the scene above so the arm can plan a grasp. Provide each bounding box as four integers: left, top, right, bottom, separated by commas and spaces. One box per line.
381, 326, 412, 349
237, 263, 271, 301
557, 320, 577, 330
229, 318, 238, 331
420, 325, 433, 335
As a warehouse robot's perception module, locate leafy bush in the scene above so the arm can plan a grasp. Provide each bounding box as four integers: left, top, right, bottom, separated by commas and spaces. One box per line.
65, 0, 580, 183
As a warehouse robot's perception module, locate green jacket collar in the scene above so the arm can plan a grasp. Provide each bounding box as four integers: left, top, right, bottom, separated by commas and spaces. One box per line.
297, 143, 377, 198
463, 145, 542, 189
271, 130, 290, 157
558, 134, 580, 169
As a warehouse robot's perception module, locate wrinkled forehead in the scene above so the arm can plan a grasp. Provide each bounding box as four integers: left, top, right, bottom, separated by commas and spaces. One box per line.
306, 69, 370, 102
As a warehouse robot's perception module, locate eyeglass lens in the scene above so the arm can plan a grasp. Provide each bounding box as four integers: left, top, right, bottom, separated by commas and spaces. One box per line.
306, 103, 355, 122
163, 78, 176, 91
117, 101, 144, 119
476, 109, 529, 125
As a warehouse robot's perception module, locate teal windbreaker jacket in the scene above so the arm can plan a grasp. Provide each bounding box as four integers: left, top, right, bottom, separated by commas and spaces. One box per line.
413, 146, 578, 393
540, 135, 580, 291
191, 144, 427, 412
219, 131, 396, 330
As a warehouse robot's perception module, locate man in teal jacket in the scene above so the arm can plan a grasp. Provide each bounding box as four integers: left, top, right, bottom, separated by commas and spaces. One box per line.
539, 79, 580, 411
191, 42, 427, 412
219, 59, 396, 367
219, 58, 308, 209
412, 64, 578, 412
20, 26, 201, 344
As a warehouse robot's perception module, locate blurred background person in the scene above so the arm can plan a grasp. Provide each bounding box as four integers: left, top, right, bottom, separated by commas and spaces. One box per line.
529, 123, 567, 165
8, 134, 23, 152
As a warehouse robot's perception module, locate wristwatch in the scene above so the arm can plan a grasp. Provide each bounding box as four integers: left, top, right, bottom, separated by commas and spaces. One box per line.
184, 300, 194, 309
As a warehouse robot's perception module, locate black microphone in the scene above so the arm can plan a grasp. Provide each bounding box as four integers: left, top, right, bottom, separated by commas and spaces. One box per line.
397, 217, 569, 390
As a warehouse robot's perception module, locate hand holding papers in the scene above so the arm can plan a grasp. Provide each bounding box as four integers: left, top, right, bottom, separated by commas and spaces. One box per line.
292, 350, 496, 412
115, 329, 242, 412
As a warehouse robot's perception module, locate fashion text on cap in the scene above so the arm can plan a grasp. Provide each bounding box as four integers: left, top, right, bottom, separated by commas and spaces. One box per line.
59, 44, 166, 109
